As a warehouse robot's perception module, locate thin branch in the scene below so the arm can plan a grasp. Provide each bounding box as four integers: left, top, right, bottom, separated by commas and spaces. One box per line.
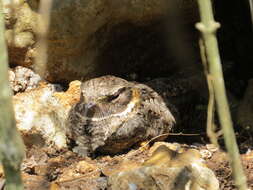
199, 38, 219, 147
0, 0, 25, 189
196, 0, 248, 189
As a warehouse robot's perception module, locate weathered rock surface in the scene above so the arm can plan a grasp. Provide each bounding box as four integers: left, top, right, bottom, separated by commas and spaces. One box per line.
108, 165, 218, 190
43, 0, 199, 82
51, 177, 108, 190
3, 0, 37, 67
3, 0, 200, 83
13, 81, 82, 149
108, 145, 219, 190
9, 66, 41, 93
22, 173, 50, 190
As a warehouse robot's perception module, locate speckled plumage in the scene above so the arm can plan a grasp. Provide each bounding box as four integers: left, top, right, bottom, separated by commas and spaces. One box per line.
66, 75, 175, 156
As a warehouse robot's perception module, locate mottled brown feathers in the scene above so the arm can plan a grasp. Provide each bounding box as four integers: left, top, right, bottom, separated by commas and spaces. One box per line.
67, 75, 175, 156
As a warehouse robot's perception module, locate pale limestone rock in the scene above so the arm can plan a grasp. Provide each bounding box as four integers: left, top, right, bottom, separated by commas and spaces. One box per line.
13, 81, 81, 149
9, 66, 41, 93
4, 1, 37, 66
13, 83, 66, 148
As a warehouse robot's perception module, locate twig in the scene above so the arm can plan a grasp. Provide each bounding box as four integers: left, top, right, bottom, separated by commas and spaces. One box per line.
199, 38, 219, 147
195, 0, 248, 189
0, 1, 25, 189
138, 132, 202, 150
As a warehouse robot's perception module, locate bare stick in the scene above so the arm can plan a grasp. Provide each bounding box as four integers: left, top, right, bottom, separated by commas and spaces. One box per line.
199, 38, 219, 147
195, 0, 248, 189
0, 1, 25, 189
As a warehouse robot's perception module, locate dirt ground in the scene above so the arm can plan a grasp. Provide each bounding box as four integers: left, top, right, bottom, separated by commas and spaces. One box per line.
1, 131, 252, 190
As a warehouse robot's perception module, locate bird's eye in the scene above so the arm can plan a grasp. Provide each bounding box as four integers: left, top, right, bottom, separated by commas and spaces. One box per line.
106, 87, 126, 102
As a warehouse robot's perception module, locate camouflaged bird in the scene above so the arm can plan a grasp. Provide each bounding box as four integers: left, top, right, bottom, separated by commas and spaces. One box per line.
66, 75, 175, 156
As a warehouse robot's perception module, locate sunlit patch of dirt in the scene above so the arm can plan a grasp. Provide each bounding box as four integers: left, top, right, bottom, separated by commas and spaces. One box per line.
4, 141, 249, 190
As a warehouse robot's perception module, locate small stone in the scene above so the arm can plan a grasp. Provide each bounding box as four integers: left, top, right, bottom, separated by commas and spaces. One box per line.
22, 173, 50, 190
57, 160, 100, 183
200, 149, 213, 159
9, 66, 42, 93
55, 177, 107, 190
75, 161, 98, 175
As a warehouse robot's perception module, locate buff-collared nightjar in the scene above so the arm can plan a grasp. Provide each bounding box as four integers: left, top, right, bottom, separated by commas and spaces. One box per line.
66, 75, 175, 156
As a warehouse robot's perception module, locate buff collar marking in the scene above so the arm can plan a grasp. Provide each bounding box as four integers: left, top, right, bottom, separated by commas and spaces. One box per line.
84, 88, 140, 121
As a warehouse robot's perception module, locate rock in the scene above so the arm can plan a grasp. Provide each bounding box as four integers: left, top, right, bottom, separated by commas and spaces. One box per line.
21, 147, 50, 176
8, 66, 42, 93
143, 145, 199, 167
12, 80, 81, 149
53, 80, 82, 110
42, 0, 200, 82
57, 160, 100, 182
22, 173, 50, 190
3, 0, 200, 82
117, 165, 219, 190
3, 0, 37, 67
108, 145, 219, 190
52, 177, 107, 190
101, 158, 142, 177
13, 82, 67, 149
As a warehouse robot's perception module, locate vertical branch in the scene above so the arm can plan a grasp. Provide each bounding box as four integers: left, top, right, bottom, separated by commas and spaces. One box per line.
199, 39, 218, 147
34, 0, 53, 78
0, 0, 25, 189
195, 0, 248, 189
